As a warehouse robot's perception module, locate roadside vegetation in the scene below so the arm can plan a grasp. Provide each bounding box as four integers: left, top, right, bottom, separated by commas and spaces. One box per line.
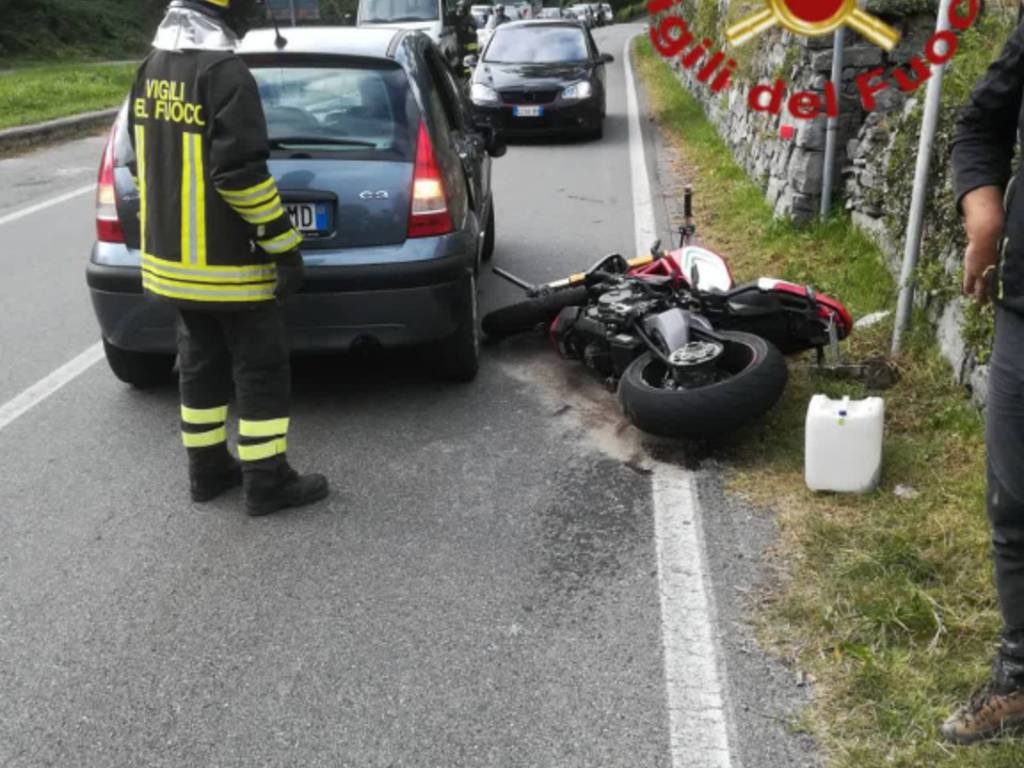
0, 62, 136, 131
635, 34, 1024, 768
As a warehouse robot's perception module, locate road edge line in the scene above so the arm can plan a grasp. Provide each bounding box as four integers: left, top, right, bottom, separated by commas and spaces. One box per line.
0, 184, 95, 229
624, 30, 735, 768
0, 343, 104, 434
624, 30, 659, 259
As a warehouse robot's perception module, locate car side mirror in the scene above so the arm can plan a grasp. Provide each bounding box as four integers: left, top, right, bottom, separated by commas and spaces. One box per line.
598, 52, 614, 64
476, 124, 507, 158
486, 129, 507, 158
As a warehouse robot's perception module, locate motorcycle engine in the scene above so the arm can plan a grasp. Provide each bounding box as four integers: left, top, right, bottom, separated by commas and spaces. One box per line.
592, 284, 656, 329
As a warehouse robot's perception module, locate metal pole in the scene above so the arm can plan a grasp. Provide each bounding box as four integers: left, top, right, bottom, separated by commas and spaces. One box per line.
289, 0, 298, 26
891, 0, 954, 355
821, 26, 845, 218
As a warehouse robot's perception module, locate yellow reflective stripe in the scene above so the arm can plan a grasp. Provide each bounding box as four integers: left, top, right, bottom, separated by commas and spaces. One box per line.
181, 404, 228, 425
134, 125, 147, 254
220, 186, 278, 210
143, 272, 276, 302
258, 228, 303, 255
239, 417, 290, 438
182, 426, 227, 448
142, 252, 276, 281
235, 194, 282, 218
236, 200, 286, 225
206, 0, 230, 6
193, 133, 207, 266
181, 133, 193, 265
238, 438, 288, 462
219, 177, 277, 205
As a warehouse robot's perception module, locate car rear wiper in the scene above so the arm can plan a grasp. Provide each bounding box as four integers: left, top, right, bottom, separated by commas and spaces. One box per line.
269, 137, 377, 148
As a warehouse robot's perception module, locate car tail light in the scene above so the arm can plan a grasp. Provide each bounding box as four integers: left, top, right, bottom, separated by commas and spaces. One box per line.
96, 122, 125, 244
407, 121, 453, 239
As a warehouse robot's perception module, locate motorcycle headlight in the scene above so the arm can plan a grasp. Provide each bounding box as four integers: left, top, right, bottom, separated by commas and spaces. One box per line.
471, 84, 500, 104
562, 81, 593, 100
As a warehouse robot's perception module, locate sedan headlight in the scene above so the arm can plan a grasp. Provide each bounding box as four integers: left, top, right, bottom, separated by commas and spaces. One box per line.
561, 81, 593, 100
471, 84, 500, 104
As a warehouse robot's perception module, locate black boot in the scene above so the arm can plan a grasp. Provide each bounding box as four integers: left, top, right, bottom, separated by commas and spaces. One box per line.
244, 455, 329, 517
189, 446, 243, 503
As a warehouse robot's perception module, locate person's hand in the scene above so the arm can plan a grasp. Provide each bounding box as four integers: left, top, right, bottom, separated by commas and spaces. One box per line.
963, 239, 1000, 304
961, 186, 1005, 305
275, 249, 304, 299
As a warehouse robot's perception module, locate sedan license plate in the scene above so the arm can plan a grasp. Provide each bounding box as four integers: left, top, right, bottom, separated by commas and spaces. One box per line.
513, 105, 543, 118
287, 202, 330, 235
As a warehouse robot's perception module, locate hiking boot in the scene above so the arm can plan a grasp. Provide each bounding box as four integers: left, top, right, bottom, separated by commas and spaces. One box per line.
942, 644, 1024, 745
189, 446, 243, 503
244, 456, 329, 517
941, 685, 1024, 744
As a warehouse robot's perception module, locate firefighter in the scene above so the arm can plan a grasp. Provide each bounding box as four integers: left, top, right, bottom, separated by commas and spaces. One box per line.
128, 0, 329, 516
454, 0, 479, 78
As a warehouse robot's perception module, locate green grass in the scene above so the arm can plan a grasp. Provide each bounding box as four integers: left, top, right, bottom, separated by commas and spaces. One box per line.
635, 36, 1024, 767
0, 61, 135, 130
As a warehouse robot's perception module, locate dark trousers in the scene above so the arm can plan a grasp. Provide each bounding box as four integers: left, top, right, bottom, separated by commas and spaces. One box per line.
987, 307, 1024, 639
177, 304, 291, 472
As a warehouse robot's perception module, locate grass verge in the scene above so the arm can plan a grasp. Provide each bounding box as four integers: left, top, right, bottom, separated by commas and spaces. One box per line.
0, 61, 135, 131
634, 36, 1024, 768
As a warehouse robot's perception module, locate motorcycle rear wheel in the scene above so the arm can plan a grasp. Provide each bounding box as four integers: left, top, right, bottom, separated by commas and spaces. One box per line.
482, 287, 589, 339
618, 331, 787, 439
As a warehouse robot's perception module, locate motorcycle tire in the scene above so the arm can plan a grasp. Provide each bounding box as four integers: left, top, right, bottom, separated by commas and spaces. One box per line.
482, 287, 589, 339
618, 331, 788, 439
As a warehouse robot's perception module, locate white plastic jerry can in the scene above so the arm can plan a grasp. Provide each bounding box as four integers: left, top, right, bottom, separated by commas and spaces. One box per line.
805, 395, 885, 493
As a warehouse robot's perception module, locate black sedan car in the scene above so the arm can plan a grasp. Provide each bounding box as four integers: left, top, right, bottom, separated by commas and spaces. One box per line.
88, 27, 504, 386
467, 20, 613, 140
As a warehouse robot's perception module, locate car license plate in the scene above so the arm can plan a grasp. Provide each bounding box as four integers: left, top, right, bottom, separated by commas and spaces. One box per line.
513, 105, 543, 118
286, 202, 330, 234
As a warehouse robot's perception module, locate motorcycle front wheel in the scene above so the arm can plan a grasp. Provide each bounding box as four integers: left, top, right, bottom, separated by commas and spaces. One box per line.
618, 331, 787, 439
482, 287, 589, 339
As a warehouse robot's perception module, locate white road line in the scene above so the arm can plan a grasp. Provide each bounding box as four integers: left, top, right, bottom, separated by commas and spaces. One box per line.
0, 343, 104, 434
623, 32, 659, 259
0, 184, 94, 229
624, 32, 734, 768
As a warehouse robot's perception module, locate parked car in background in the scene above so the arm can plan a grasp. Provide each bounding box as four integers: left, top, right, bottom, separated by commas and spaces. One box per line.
567, 3, 594, 26
600, 3, 613, 24
470, 4, 493, 27
467, 20, 612, 140
88, 28, 505, 386
537, 6, 563, 18
357, 0, 459, 65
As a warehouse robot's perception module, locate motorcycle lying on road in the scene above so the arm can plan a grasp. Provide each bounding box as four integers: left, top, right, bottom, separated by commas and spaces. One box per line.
483, 189, 854, 439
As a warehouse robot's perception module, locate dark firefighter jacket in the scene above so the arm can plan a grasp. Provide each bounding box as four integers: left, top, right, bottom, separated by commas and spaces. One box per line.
952, 22, 1024, 314
127, 43, 302, 309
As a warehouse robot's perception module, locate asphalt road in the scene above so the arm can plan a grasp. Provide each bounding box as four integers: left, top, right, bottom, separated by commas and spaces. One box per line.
0, 25, 818, 768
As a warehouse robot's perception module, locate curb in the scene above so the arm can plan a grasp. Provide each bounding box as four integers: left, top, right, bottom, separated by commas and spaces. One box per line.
0, 107, 120, 154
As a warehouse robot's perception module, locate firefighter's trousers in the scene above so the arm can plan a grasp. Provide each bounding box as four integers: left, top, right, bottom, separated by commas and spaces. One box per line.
176, 304, 291, 472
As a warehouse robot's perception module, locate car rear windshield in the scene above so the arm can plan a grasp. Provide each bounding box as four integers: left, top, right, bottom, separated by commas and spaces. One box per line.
248, 61, 416, 161
359, 0, 438, 23
483, 26, 588, 64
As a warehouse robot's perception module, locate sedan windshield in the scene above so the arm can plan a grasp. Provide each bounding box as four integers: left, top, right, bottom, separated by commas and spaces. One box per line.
359, 0, 438, 23
483, 26, 588, 63
249, 64, 414, 160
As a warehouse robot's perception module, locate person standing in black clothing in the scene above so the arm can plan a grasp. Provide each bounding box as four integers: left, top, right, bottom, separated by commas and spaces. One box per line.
454, 0, 479, 79
130, 0, 329, 516
946, 20, 1024, 743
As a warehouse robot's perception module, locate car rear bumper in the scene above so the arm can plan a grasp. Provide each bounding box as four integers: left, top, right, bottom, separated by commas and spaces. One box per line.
473, 100, 601, 136
87, 250, 473, 355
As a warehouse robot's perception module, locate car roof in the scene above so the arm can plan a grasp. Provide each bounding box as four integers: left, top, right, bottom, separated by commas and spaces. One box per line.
499, 19, 584, 28
238, 27, 400, 59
